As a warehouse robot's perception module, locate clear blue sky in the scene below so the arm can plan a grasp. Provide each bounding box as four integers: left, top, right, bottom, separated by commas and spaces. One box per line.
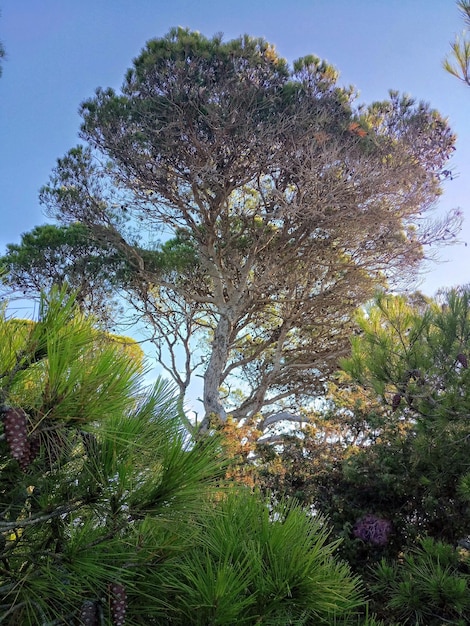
1, 0, 469, 295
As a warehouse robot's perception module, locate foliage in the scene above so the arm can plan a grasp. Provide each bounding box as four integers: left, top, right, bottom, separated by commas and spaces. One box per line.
146, 489, 366, 625
4, 28, 461, 433
444, 1, 470, 86
0, 223, 130, 326
231, 291, 470, 585
0, 287, 225, 625
232, 399, 405, 577
329, 289, 470, 559
371, 537, 470, 625
0, 287, 378, 625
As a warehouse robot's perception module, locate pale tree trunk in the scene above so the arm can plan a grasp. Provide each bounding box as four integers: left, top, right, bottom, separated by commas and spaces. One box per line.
201, 314, 232, 430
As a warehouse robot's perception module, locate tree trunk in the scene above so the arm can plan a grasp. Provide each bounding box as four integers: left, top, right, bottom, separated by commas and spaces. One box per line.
201, 314, 232, 429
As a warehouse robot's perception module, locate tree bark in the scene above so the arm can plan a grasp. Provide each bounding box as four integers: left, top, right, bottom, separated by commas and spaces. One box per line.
201, 314, 232, 428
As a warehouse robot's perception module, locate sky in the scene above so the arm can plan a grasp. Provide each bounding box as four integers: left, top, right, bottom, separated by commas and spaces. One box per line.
0, 0, 469, 302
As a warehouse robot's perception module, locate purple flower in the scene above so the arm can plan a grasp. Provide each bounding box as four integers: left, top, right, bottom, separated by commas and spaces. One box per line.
353, 514, 392, 546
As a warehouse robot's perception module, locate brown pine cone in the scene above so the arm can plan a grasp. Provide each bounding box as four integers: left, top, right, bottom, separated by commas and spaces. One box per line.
79, 599, 99, 626
109, 582, 127, 626
391, 393, 402, 411
29, 432, 41, 462
2, 407, 31, 467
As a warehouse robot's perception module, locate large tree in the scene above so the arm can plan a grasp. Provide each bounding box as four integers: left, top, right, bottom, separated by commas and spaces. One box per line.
7, 28, 460, 431
0, 288, 373, 625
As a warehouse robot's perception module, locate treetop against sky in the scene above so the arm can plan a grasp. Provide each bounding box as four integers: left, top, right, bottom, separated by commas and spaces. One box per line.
1, 2, 470, 424
0, 26, 458, 430
1, 0, 469, 297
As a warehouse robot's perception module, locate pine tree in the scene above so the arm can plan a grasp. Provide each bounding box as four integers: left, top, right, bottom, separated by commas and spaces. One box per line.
444, 1, 470, 86
0, 288, 223, 625
0, 288, 375, 624
3, 28, 460, 434
336, 289, 470, 550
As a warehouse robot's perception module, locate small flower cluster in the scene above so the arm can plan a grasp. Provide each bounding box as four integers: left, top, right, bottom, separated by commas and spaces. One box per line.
353, 514, 391, 546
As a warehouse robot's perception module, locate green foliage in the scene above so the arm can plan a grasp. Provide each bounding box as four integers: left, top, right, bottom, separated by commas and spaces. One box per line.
371, 537, 470, 624
0, 287, 224, 625
252, 290, 470, 593
343, 289, 470, 433
444, 1, 470, 86
0, 222, 129, 324
0, 287, 375, 625
139, 229, 200, 275
148, 489, 365, 625
330, 289, 470, 556
252, 400, 410, 572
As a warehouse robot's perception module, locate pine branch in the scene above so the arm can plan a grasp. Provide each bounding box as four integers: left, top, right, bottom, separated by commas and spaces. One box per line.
0, 501, 85, 532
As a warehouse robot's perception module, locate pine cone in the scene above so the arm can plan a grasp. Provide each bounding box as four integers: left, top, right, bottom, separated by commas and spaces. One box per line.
79, 599, 99, 626
18, 442, 33, 471
29, 432, 41, 462
457, 353, 468, 369
2, 407, 31, 469
391, 393, 402, 411
109, 582, 127, 626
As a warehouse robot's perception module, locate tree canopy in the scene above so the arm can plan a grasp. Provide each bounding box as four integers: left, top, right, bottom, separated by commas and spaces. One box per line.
0, 223, 128, 326
2, 28, 461, 432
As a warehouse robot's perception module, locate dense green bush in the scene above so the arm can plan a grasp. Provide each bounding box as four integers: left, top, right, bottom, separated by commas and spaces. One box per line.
0, 289, 223, 624
148, 489, 364, 625
371, 537, 470, 624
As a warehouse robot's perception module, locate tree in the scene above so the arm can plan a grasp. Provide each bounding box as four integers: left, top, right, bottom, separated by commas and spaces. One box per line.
7, 28, 461, 431
444, 1, 470, 86
335, 290, 470, 551
0, 223, 130, 327
0, 288, 224, 624
0, 287, 377, 625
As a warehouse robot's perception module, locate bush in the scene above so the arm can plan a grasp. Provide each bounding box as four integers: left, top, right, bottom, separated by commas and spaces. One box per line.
370, 537, 470, 625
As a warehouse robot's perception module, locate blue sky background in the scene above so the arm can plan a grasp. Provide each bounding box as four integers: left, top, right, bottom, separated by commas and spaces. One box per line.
1, 0, 469, 299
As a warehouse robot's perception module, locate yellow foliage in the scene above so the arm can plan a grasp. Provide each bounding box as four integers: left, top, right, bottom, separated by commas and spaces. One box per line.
217, 416, 262, 488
